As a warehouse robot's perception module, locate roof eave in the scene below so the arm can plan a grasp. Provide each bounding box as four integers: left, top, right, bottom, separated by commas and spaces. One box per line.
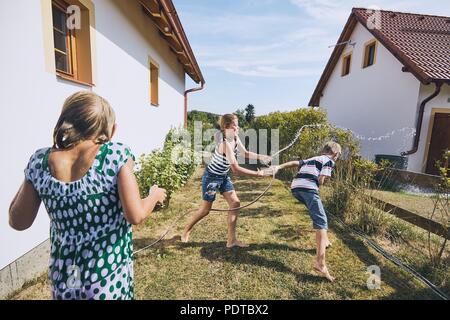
139, 0, 205, 84
308, 12, 357, 106
309, 8, 450, 107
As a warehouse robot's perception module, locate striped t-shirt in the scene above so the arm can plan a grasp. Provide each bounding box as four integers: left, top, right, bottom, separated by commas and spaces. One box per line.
291, 155, 335, 191
207, 139, 238, 175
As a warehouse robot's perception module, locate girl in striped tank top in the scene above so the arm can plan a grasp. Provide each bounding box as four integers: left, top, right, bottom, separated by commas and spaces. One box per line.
182, 114, 272, 248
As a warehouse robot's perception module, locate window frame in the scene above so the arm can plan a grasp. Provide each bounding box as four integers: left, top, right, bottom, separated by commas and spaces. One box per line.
341, 51, 352, 77
362, 39, 377, 69
52, 0, 77, 78
149, 58, 160, 106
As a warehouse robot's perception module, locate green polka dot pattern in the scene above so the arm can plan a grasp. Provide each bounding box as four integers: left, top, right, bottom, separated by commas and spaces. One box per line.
24, 142, 135, 300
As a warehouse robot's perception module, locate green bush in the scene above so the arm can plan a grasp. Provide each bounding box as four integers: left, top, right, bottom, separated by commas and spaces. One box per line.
135, 128, 197, 206
252, 107, 359, 181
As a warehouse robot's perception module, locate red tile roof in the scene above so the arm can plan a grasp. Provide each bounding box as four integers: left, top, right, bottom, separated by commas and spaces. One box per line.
139, 0, 204, 84
309, 8, 450, 106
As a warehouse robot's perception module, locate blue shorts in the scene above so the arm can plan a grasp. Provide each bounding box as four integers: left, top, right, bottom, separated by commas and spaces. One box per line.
291, 188, 328, 230
202, 169, 234, 202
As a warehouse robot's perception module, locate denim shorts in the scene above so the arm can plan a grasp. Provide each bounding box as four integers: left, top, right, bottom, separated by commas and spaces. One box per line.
291, 188, 328, 230
202, 169, 234, 202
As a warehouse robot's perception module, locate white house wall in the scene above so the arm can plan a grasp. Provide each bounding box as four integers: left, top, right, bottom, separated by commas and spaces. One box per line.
0, 0, 185, 269
408, 83, 450, 172
319, 22, 420, 163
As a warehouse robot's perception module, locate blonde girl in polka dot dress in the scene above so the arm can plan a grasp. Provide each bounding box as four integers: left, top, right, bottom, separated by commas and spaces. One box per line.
9, 91, 166, 300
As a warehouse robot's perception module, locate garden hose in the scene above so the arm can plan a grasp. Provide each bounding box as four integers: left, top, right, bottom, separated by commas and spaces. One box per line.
132, 168, 277, 256
328, 212, 449, 300
133, 123, 328, 255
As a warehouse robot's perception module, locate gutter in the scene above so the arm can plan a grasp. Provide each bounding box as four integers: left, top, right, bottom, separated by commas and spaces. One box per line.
401, 81, 443, 156
184, 82, 205, 128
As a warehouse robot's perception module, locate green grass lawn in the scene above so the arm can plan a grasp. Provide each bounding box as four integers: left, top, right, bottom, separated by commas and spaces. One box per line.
10, 167, 440, 300
372, 190, 448, 224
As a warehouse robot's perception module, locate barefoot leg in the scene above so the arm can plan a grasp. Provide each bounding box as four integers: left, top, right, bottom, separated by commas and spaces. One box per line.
181, 200, 212, 243
314, 229, 334, 281
223, 191, 248, 248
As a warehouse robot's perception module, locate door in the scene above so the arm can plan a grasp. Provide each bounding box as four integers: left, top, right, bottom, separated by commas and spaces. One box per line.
425, 113, 450, 175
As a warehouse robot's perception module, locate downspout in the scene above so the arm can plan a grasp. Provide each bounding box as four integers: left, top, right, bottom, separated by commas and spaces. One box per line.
159, 0, 205, 128
401, 81, 443, 156
184, 81, 205, 128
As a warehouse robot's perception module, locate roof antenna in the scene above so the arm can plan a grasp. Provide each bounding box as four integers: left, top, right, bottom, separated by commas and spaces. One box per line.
328, 40, 356, 48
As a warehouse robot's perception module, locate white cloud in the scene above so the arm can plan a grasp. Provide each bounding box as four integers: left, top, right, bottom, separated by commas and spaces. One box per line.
290, 0, 450, 22
223, 65, 322, 78
290, 0, 350, 24
179, 0, 450, 79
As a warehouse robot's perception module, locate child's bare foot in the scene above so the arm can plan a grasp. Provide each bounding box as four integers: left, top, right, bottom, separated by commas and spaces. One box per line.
181, 230, 190, 243
313, 263, 335, 282
325, 241, 332, 249
226, 240, 249, 248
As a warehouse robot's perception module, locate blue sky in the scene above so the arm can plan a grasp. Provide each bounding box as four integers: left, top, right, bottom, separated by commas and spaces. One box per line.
173, 0, 450, 116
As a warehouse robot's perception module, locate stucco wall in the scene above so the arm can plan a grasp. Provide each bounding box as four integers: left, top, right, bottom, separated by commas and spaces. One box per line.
0, 0, 185, 270
319, 21, 421, 163
407, 83, 450, 172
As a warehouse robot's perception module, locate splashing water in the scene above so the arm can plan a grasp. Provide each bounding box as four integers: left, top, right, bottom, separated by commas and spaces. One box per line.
268, 123, 329, 162
332, 125, 416, 155
333, 125, 416, 143
266, 123, 416, 164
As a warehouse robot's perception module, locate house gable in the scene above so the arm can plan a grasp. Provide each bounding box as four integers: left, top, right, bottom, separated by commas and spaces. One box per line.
310, 8, 450, 106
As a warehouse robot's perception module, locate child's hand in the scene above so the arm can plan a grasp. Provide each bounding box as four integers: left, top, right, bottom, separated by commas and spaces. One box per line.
149, 185, 167, 204
259, 155, 272, 166
258, 166, 279, 177
256, 169, 265, 177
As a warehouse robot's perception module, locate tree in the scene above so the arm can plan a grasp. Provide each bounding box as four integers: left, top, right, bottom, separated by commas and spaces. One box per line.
245, 104, 255, 124
234, 108, 247, 127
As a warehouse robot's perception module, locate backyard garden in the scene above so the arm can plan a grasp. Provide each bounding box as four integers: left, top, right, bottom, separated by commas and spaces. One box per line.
9, 108, 449, 300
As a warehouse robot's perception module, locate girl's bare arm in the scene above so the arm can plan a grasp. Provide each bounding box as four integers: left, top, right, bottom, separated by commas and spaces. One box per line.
118, 159, 166, 225
223, 141, 263, 177
9, 180, 41, 231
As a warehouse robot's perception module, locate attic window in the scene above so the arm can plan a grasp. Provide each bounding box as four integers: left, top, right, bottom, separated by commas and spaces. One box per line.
341, 52, 352, 76
149, 58, 159, 106
363, 40, 377, 68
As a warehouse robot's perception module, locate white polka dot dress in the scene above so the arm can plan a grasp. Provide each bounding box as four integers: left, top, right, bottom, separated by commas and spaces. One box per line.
25, 142, 135, 300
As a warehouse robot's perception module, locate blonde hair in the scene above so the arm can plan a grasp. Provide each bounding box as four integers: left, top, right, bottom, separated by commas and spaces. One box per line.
322, 141, 342, 156
218, 114, 238, 131
53, 91, 116, 149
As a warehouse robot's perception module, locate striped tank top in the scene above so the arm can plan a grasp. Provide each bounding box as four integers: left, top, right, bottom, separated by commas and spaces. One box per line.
207, 138, 238, 175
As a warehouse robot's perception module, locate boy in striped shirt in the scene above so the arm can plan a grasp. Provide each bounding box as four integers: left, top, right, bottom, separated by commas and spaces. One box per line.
273, 141, 341, 281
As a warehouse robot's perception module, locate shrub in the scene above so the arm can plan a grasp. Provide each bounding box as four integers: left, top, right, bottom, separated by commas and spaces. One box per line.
252, 107, 359, 181
135, 128, 198, 206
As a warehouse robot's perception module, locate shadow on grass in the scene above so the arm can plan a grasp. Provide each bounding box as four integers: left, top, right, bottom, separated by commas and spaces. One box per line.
271, 225, 302, 241
238, 207, 284, 218
328, 218, 439, 300
237, 191, 276, 202
133, 236, 330, 291
196, 241, 328, 287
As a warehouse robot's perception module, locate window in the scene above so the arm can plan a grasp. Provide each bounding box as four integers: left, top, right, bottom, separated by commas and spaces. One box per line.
363, 40, 377, 68
149, 59, 159, 106
341, 52, 352, 76
52, 1, 75, 75
51, 0, 93, 85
